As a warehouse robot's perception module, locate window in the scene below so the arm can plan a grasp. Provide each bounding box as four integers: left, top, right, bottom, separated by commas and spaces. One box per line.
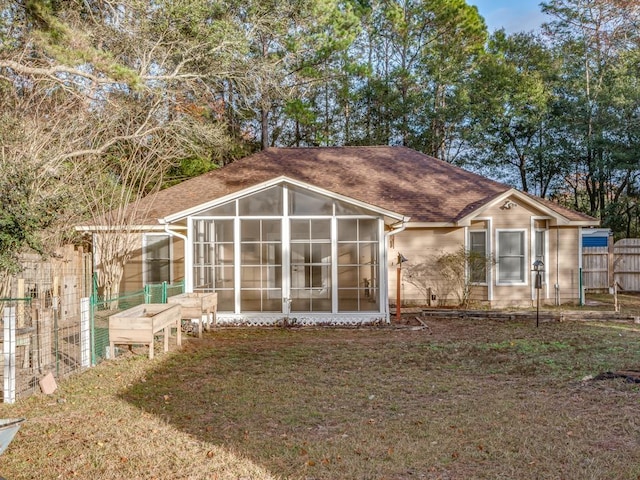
192, 219, 234, 310
497, 230, 526, 284
240, 219, 282, 312
468, 230, 487, 284
289, 186, 333, 215
290, 219, 332, 312
337, 218, 379, 311
190, 182, 384, 314
144, 234, 171, 284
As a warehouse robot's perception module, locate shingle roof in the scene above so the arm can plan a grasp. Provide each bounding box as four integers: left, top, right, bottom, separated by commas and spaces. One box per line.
131, 146, 596, 224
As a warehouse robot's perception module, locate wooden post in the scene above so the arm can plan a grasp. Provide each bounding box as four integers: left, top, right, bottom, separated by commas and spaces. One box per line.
52, 276, 60, 311
17, 279, 25, 328
608, 234, 614, 294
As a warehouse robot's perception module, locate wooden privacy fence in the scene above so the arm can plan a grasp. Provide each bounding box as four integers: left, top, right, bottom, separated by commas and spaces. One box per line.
583, 239, 640, 291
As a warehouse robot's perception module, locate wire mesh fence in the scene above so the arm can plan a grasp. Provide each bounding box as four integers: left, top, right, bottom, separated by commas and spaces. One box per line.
90, 279, 185, 364
2, 246, 185, 403
1, 246, 92, 402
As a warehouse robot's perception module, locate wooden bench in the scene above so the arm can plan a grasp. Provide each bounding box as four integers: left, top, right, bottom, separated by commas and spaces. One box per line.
109, 303, 182, 359
167, 292, 217, 338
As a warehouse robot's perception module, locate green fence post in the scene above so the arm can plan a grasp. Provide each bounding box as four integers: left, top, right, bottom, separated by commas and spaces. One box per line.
162, 281, 168, 303
144, 284, 151, 304
579, 267, 583, 306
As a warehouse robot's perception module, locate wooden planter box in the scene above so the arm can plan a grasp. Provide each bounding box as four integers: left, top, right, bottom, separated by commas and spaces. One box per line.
109, 303, 182, 359
167, 292, 218, 338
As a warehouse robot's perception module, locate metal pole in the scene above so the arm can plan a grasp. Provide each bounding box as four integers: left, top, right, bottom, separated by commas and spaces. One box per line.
396, 265, 401, 322
536, 279, 540, 328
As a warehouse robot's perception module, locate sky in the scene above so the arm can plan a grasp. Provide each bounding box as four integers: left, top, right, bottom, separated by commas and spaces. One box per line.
467, 0, 549, 34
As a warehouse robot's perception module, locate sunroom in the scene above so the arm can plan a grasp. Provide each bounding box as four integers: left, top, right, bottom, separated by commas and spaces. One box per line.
160, 178, 408, 325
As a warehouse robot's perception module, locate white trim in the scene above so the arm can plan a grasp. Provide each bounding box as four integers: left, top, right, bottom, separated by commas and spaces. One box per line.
185, 182, 403, 318
76, 225, 168, 232
142, 233, 173, 285
456, 189, 577, 227
467, 228, 489, 285
162, 176, 408, 224
379, 219, 388, 320
185, 218, 194, 292
214, 312, 386, 326
485, 218, 494, 301
531, 217, 549, 300
233, 216, 241, 314
578, 226, 584, 304
467, 217, 492, 301
405, 222, 457, 228
496, 229, 528, 286
282, 186, 291, 314
383, 219, 407, 322
163, 223, 190, 292
331, 216, 338, 313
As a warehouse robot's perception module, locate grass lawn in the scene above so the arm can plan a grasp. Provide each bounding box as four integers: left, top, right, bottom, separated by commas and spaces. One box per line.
2, 316, 640, 479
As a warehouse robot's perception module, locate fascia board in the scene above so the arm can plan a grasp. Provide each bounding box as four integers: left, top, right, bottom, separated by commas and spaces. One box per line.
75, 225, 166, 232
456, 189, 573, 226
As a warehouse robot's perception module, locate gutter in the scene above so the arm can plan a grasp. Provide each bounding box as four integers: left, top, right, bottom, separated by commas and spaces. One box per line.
383, 217, 410, 321
386, 218, 410, 238
161, 220, 188, 242
161, 220, 190, 291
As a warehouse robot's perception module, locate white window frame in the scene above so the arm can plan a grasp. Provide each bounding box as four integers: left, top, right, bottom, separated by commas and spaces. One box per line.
468, 229, 488, 285
532, 217, 550, 299
187, 183, 386, 315
142, 233, 173, 285
496, 229, 527, 285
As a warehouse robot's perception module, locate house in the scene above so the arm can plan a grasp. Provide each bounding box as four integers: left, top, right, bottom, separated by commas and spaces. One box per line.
82, 146, 599, 325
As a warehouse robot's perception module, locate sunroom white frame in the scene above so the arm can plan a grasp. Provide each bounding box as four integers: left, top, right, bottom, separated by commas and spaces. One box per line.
160, 177, 408, 325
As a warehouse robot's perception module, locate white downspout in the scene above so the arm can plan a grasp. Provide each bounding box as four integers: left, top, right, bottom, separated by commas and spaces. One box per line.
161, 221, 191, 292
384, 218, 409, 321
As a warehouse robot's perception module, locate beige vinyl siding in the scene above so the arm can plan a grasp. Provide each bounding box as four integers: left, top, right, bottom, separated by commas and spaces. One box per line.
120, 235, 143, 295
548, 227, 581, 304
389, 227, 464, 306
393, 196, 584, 308
485, 198, 541, 307
468, 285, 489, 304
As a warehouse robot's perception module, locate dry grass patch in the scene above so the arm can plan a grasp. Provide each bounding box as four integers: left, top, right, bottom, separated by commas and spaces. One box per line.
584, 291, 640, 315
2, 319, 640, 479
